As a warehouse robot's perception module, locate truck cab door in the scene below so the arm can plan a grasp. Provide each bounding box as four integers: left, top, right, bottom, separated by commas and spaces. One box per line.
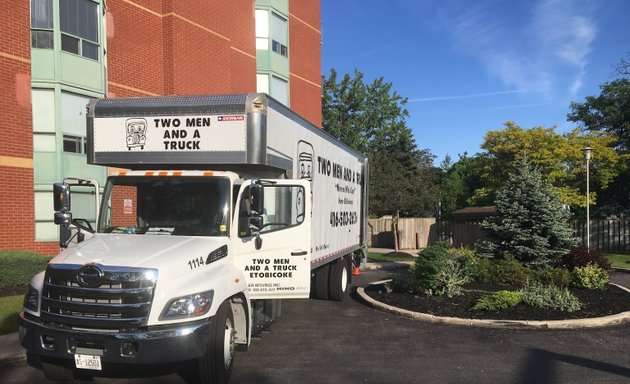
232, 179, 311, 299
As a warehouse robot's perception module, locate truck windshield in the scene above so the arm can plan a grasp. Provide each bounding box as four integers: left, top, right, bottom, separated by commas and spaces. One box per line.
98, 176, 230, 236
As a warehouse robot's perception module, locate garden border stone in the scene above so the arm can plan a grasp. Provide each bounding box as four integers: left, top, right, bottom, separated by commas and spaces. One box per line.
357, 280, 630, 329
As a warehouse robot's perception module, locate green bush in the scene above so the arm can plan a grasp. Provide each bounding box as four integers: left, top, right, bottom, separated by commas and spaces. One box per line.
476, 256, 535, 286
411, 242, 474, 296
449, 246, 480, 281
0, 250, 50, 287
471, 290, 523, 312
521, 281, 581, 312
436, 258, 470, 297
535, 266, 572, 287
412, 242, 451, 294
572, 264, 609, 290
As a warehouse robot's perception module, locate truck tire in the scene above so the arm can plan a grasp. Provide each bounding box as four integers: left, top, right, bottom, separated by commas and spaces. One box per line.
312, 264, 330, 300
41, 360, 74, 382
198, 301, 235, 384
328, 258, 348, 301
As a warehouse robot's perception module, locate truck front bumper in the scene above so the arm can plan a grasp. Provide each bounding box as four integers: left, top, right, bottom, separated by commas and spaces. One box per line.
19, 312, 209, 365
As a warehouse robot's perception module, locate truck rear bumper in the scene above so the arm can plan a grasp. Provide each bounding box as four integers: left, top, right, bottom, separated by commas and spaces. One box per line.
19, 312, 209, 365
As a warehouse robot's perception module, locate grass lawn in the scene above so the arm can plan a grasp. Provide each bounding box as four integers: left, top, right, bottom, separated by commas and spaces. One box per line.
605, 252, 630, 269
367, 251, 417, 263
0, 295, 23, 335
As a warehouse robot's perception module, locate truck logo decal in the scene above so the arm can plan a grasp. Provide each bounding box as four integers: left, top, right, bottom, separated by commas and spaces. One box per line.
77, 265, 104, 288
297, 141, 314, 181
125, 118, 147, 150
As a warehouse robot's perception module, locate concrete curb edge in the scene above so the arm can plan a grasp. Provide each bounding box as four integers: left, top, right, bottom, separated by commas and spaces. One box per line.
357, 281, 630, 329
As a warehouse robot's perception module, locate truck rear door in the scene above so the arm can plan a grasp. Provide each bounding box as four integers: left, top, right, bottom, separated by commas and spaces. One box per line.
233, 180, 311, 299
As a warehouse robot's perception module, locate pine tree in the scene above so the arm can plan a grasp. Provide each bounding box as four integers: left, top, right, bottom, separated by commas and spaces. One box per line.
479, 158, 578, 267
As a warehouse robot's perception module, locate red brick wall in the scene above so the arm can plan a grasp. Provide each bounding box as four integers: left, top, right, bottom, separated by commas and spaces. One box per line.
0, 1, 58, 255
107, 0, 256, 97
289, 0, 322, 127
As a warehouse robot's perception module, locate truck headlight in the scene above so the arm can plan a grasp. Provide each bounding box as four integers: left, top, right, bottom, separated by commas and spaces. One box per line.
23, 285, 39, 312
159, 290, 214, 320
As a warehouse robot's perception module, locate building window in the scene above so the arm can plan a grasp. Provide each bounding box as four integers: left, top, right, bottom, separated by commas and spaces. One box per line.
256, 73, 269, 94
60, 0, 100, 60
270, 76, 288, 106
63, 135, 83, 153
271, 13, 288, 57
255, 9, 269, 50
31, 0, 54, 49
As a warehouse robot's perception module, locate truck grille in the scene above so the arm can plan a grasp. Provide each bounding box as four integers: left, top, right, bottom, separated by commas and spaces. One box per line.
41, 264, 158, 330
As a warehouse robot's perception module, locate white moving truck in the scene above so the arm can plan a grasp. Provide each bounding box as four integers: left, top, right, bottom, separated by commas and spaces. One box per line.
19, 93, 368, 383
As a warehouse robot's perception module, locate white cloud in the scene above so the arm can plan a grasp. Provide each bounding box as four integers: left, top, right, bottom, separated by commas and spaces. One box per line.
436, 0, 597, 96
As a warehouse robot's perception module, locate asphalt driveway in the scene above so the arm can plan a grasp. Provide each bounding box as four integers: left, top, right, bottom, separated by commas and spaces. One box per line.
1, 269, 629, 383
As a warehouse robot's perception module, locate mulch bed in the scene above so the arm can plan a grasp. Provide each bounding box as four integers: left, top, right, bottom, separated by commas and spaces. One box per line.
364, 280, 630, 321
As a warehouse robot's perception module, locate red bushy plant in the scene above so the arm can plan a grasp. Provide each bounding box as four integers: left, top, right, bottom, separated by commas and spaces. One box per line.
560, 246, 612, 272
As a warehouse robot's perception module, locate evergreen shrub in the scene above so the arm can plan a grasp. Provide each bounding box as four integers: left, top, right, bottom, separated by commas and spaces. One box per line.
521, 282, 581, 312
471, 290, 523, 312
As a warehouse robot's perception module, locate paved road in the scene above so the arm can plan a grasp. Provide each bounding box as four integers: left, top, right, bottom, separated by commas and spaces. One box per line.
1, 270, 629, 383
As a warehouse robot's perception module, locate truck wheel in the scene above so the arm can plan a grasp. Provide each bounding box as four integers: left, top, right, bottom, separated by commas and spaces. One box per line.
198, 301, 235, 384
41, 360, 74, 382
328, 258, 348, 301
312, 264, 330, 300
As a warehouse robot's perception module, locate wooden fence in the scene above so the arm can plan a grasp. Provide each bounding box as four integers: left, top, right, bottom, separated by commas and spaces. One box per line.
435, 218, 630, 252
367, 218, 437, 249
571, 220, 630, 252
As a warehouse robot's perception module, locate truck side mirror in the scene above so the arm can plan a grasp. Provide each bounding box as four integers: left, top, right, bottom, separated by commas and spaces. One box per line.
53, 182, 71, 212
54, 211, 72, 226
250, 183, 264, 216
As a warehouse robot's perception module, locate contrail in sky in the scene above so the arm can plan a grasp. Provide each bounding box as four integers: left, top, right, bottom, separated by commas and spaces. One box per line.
408, 89, 535, 103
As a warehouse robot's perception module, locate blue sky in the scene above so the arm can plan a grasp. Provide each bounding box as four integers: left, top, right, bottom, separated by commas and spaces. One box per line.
321, 0, 630, 165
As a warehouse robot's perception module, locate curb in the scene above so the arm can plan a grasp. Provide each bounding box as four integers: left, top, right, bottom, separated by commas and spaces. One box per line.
357, 281, 630, 329
0, 332, 24, 364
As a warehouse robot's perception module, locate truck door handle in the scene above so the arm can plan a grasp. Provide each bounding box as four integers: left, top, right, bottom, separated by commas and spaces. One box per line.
291, 250, 307, 256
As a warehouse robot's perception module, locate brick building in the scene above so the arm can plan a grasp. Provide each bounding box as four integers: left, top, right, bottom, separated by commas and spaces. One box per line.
0, 0, 322, 255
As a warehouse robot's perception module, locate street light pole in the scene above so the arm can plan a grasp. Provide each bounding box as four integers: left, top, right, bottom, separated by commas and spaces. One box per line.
583, 147, 593, 250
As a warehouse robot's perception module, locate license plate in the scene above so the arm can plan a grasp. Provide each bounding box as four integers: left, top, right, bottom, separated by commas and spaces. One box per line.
74, 354, 102, 371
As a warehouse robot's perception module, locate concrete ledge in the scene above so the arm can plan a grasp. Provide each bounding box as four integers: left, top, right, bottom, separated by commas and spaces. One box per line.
357, 281, 630, 329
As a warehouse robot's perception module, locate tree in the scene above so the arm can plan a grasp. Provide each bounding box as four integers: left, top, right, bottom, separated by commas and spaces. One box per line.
322, 69, 439, 216
471, 122, 625, 208
568, 54, 630, 152
439, 153, 488, 218
479, 158, 578, 268
567, 78, 630, 152
567, 55, 630, 212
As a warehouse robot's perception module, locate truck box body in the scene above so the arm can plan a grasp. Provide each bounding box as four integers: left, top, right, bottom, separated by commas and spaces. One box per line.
87, 93, 368, 273
19, 93, 368, 382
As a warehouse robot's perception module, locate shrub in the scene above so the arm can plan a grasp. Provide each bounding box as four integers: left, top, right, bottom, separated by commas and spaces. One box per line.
0, 250, 50, 287
572, 264, 609, 290
449, 247, 480, 281
535, 266, 572, 287
471, 290, 523, 312
476, 256, 535, 286
521, 281, 581, 312
561, 246, 612, 272
411, 242, 472, 296
436, 258, 470, 297
412, 242, 451, 294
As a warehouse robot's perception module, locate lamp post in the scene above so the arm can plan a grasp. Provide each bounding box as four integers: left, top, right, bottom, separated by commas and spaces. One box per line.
583, 147, 593, 250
